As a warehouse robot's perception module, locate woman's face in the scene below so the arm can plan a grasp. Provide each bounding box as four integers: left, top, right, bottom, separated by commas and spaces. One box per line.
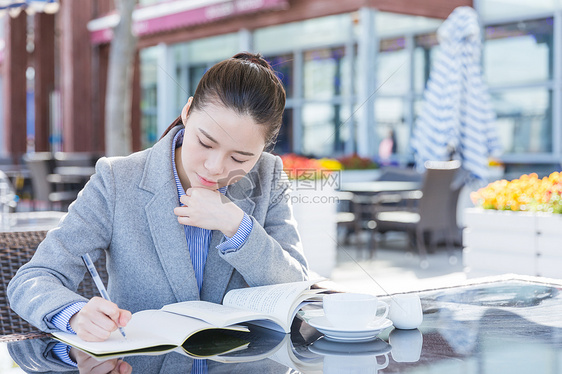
177, 98, 266, 190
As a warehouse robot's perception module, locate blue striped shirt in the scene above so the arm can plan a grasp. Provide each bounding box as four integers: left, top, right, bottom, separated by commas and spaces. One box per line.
51, 127, 253, 367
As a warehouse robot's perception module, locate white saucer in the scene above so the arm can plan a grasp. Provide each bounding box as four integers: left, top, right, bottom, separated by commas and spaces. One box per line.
308, 317, 393, 342
309, 337, 392, 357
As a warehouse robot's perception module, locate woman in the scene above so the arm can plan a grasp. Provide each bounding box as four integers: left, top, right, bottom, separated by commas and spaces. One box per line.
8, 53, 309, 346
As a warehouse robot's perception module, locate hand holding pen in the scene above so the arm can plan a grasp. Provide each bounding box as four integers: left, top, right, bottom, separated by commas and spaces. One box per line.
68, 254, 131, 341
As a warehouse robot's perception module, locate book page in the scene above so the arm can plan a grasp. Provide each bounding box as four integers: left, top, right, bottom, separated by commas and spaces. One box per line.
52, 309, 226, 356
163, 301, 266, 327
222, 280, 318, 329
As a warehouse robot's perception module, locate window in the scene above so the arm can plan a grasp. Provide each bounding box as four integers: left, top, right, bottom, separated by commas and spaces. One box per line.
302, 103, 339, 156
480, 0, 559, 21
491, 88, 552, 153
266, 54, 294, 99
378, 38, 409, 95
413, 33, 438, 94
484, 18, 554, 156
484, 19, 553, 86
140, 47, 159, 149
301, 47, 349, 156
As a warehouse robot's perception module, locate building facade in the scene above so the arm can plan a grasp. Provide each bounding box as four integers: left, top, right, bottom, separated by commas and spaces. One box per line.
1, 0, 561, 177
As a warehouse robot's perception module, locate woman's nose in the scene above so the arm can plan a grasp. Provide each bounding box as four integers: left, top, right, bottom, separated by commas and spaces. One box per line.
204, 154, 224, 176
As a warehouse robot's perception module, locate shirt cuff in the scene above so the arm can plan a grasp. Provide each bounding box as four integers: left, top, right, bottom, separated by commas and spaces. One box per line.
51, 301, 87, 334
217, 213, 253, 254
52, 342, 77, 367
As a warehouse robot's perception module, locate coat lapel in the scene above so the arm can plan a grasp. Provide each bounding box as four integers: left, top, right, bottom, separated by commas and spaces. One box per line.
140, 127, 200, 302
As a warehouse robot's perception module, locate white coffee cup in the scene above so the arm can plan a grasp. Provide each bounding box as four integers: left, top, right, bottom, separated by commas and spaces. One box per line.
310, 337, 391, 374
324, 353, 389, 374
389, 328, 423, 362
387, 294, 423, 330
323, 293, 389, 329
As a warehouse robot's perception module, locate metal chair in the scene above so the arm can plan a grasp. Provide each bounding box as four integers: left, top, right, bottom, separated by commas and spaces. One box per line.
0, 170, 18, 214
0, 230, 108, 335
371, 160, 461, 264
22, 153, 82, 210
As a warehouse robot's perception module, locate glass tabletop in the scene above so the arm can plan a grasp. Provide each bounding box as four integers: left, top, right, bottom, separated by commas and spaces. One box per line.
2, 276, 562, 373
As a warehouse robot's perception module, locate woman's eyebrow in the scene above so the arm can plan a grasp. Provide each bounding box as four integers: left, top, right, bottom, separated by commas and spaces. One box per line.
199, 128, 255, 156
199, 128, 219, 144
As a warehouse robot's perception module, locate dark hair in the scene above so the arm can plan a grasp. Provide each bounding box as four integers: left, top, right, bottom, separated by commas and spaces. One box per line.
160, 52, 286, 149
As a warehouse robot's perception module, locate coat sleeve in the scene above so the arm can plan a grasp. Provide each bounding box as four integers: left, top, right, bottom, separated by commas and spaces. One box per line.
7, 338, 78, 373
219, 156, 310, 286
7, 158, 116, 332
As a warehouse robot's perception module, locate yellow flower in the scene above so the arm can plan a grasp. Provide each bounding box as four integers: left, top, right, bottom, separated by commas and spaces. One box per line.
318, 158, 343, 171
472, 171, 562, 214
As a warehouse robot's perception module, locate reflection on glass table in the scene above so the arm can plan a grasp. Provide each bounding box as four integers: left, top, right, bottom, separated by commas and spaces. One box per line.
3, 276, 562, 373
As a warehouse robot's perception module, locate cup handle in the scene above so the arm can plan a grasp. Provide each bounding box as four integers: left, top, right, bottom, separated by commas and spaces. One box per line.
378, 301, 389, 320
377, 353, 389, 369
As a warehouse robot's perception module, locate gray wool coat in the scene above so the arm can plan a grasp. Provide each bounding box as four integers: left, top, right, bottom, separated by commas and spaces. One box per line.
8, 126, 309, 332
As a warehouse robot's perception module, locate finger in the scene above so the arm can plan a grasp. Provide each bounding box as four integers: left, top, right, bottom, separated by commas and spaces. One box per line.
88, 359, 121, 374
80, 299, 123, 338
180, 194, 190, 206
75, 353, 99, 372
177, 216, 192, 226
118, 309, 132, 327
91, 300, 122, 330
118, 361, 133, 374
70, 347, 87, 363
72, 314, 113, 342
174, 206, 189, 216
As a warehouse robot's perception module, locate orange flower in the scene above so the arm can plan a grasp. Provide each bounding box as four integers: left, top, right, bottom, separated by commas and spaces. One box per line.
471, 171, 562, 214
280, 154, 338, 180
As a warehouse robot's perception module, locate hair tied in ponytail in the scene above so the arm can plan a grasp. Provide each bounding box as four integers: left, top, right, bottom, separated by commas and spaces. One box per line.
233, 52, 271, 70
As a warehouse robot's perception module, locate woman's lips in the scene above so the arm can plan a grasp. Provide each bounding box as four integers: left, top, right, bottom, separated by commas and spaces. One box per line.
197, 174, 217, 187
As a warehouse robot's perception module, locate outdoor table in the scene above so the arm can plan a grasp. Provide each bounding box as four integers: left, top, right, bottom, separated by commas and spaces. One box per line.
1, 275, 561, 373
337, 181, 423, 241
339, 181, 421, 194
0, 211, 65, 233
53, 166, 96, 178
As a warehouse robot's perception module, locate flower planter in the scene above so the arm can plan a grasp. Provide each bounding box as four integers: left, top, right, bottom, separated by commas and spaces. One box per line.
290, 181, 337, 277
463, 208, 562, 278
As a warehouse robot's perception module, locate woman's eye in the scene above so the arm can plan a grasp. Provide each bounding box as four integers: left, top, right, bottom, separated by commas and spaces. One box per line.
231, 157, 246, 164
199, 140, 211, 149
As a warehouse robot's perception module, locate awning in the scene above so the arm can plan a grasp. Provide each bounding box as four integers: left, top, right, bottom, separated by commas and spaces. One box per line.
0, 0, 59, 17
87, 0, 289, 44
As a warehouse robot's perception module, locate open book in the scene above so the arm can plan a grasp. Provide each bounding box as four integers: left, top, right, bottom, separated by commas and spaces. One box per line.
52, 279, 323, 358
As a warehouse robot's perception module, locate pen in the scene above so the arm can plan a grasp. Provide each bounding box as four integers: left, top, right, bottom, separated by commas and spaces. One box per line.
81, 253, 127, 338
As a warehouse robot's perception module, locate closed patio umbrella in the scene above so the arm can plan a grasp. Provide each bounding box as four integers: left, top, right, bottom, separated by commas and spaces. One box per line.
411, 6, 501, 182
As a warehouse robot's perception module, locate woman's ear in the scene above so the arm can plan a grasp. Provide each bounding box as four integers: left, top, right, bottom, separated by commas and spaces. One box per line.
181, 97, 193, 125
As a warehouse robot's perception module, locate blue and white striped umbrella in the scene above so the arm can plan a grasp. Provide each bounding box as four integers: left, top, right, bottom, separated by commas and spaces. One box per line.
411, 6, 501, 182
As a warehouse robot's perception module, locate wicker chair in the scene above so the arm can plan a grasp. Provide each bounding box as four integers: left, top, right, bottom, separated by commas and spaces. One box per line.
0, 230, 108, 335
